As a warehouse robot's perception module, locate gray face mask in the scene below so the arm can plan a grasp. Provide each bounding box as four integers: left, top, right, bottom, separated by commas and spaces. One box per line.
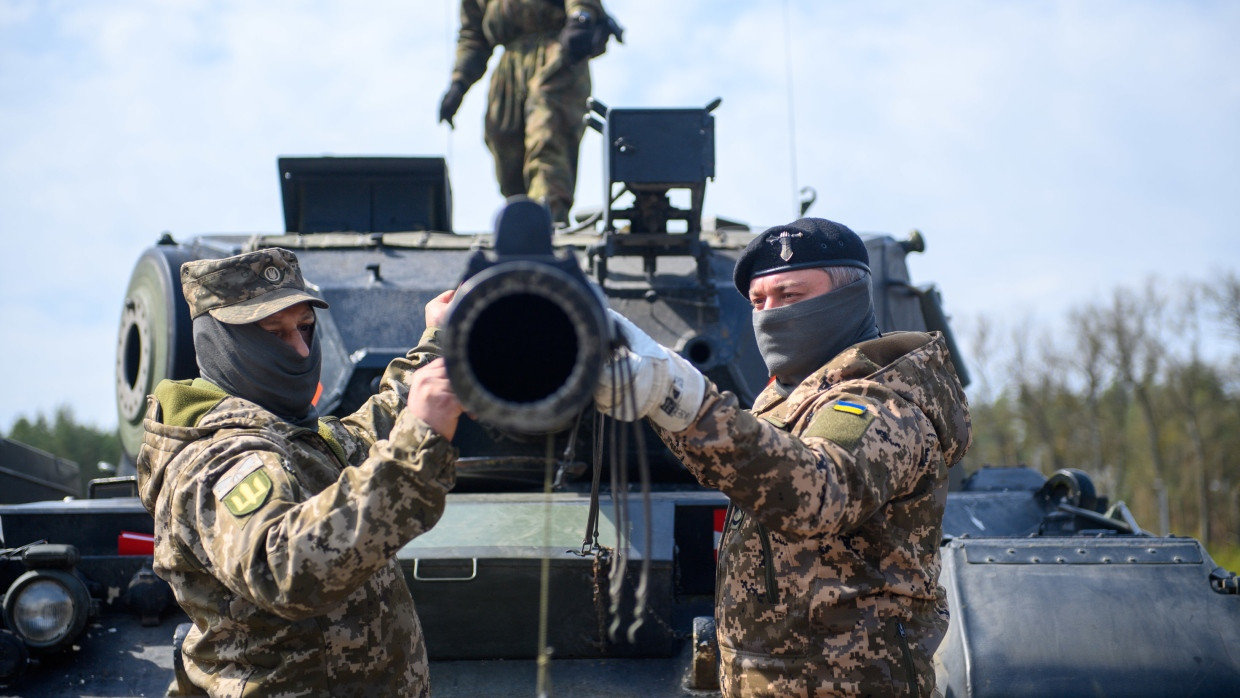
193, 314, 322, 426
752, 277, 880, 389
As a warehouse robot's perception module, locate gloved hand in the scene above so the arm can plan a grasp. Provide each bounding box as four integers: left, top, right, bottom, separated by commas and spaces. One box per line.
438, 81, 466, 128
559, 11, 597, 65
595, 309, 707, 432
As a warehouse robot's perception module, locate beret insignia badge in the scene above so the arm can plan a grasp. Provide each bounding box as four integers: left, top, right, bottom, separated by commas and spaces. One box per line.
767, 230, 803, 262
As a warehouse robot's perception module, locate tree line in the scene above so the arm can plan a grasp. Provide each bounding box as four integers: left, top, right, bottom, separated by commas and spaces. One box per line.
2, 406, 119, 494
958, 271, 1240, 554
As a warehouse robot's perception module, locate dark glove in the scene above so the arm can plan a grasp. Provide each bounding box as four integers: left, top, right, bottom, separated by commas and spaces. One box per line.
438, 81, 466, 128
559, 11, 598, 65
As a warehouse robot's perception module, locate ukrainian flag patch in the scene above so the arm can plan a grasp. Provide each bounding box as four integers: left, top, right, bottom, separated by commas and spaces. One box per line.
833, 400, 867, 415
803, 398, 876, 450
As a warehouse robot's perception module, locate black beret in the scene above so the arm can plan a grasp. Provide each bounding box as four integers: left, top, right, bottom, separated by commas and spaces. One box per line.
733, 217, 870, 298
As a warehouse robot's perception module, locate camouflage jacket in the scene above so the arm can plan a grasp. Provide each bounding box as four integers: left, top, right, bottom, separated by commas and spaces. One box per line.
451, 0, 605, 87
657, 332, 971, 698
136, 328, 457, 698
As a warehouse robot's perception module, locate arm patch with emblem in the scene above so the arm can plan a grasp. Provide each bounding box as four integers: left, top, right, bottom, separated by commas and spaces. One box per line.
802, 399, 876, 451
213, 453, 274, 517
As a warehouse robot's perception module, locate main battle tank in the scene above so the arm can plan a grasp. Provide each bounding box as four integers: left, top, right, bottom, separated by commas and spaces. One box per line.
0, 101, 1235, 696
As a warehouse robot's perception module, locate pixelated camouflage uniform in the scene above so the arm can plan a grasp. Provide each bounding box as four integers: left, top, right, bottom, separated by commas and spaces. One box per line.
451, 0, 603, 221
655, 331, 971, 698
136, 327, 455, 698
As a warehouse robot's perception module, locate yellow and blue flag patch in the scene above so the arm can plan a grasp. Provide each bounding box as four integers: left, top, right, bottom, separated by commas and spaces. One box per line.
803, 398, 876, 450
832, 400, 867, 415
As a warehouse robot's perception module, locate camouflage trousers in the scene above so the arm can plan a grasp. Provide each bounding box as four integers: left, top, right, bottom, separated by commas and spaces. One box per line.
485, 33, 590, 223
717, 599, 946, 697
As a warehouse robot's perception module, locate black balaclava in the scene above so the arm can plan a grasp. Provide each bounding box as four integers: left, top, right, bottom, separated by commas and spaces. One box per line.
193, 314, 322, 427
753, 276, 879, 393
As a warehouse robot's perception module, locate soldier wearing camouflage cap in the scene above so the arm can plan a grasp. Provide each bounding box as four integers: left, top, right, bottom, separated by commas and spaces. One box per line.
596, 218, 972, 697
136, 247, 462, 696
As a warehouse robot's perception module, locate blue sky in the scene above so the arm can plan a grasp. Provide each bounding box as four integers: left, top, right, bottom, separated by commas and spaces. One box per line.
1, 0, 1237, 434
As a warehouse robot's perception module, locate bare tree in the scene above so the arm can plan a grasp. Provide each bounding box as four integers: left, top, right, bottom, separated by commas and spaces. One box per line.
1163, 281, 1213, 544
963, 313, 1021, 467
1204, 271, 1240, 343
1101, 281, 1170, 535
1009, 322, 1080, 474
1068, 305, 1109, 476
964, 314, 998, 405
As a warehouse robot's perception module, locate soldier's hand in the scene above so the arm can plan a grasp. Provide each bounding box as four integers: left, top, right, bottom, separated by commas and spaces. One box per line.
438, 81, 466, 128
407, 358, 464, 440
594, 309, 707, 432
425, 288, 456, 329
559, 11, 597, 65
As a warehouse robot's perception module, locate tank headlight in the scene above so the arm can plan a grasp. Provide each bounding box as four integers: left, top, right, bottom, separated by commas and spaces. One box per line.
3, 569, 90, 652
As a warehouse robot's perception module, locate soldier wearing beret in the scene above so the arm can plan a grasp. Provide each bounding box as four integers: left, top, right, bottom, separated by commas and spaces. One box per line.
135, 248, 462, 697
595, 218, 972, 697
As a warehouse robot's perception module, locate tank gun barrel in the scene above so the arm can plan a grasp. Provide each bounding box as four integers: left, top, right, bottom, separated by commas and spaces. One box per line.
443, 198, 612, 433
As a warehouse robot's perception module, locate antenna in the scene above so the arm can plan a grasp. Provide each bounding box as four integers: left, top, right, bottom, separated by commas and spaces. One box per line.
782, 0, 800, 219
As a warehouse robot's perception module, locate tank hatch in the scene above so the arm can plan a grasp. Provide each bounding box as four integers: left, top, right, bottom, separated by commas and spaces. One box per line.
278, 156, 453, 234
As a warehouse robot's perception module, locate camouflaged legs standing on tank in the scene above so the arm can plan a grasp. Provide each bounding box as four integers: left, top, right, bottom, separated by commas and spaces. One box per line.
135, 248, 463, 697
595, 219, 973, 697
439, 0, 620, 225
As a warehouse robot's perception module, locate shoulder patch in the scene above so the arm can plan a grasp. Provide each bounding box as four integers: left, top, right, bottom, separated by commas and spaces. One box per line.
221, 469, 272, 517
802, 399, 877, 451
214, 454, 273, 517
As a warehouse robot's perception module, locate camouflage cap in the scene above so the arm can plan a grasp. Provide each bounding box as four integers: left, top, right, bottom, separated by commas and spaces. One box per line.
180, 248, 328, 324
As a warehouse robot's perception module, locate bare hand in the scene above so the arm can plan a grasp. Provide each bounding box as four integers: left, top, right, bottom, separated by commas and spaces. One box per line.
425, 288, 456, 329
407, 358, 464, 440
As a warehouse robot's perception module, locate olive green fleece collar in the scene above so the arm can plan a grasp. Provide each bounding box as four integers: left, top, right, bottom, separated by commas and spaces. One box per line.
153, 379, 348, 464
153, 378, 230, 428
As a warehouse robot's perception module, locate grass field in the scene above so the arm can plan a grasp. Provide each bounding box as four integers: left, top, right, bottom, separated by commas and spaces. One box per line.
1207, 543, 1240, 573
